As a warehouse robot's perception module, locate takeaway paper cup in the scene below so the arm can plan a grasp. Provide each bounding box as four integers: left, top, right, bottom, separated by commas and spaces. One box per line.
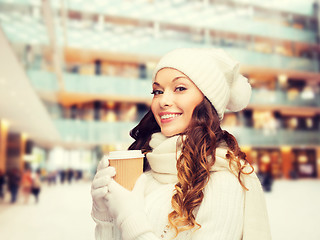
108, 150, 144, 190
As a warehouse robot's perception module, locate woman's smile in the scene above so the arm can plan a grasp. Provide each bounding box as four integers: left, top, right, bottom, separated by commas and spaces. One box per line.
159, 112, 182, 123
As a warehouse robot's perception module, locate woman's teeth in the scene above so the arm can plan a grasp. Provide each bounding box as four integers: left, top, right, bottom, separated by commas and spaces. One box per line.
161, 114, 181, 119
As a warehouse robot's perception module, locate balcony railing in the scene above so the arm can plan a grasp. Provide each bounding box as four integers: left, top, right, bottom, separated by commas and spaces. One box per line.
222, 126, 320, 146
227, 48, 318, 72
55, 119, 320, 146
250, 89, 320, 107
28, 69, 320, 108
55, 119, 136, 144
63, 1, 317, 43
227, 0, 316, 16
63, 73, 151, 98
28, 70, 58, 91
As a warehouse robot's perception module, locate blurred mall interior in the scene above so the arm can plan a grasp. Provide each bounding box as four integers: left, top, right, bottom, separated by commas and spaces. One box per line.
0, 0, 319, 183
0, 0, 320, 234
0, 0, 320, 239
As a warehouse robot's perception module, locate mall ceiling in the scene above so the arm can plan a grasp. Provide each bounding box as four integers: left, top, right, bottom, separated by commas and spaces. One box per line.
0, 28, 61, 147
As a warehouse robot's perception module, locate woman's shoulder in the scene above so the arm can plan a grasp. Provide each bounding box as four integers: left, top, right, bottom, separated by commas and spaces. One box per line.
207, 167, 263, 197
196, 171, 245, 219
209, 170, 240, 183
205, 170, 245, 196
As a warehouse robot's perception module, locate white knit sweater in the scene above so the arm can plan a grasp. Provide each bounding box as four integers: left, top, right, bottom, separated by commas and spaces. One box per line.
92, 133, 271, 240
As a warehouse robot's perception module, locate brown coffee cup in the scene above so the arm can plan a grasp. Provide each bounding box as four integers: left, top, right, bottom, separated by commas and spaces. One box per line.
108, 150, 144, 190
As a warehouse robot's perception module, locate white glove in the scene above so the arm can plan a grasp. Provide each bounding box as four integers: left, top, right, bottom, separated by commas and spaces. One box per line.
105, 179, 142, 225
91, 156, 116, 220
105, 174, 152, 240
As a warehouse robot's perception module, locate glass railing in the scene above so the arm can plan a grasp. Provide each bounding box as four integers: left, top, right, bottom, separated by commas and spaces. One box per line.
55, 119, 137, 144
63, 1, 317, 43
55, 119, 319, 146
28, 69, 320, 108
27, 70, 58, 91
225, 48, 317, 72
224, 126, 320, 146
229, 0, 316, 16
24, 45, 317, 75
250, 89, 320, 107
63, 73, 151, 98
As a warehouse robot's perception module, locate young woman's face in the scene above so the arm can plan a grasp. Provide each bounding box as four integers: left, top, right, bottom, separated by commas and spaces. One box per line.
151, 68, 204, 137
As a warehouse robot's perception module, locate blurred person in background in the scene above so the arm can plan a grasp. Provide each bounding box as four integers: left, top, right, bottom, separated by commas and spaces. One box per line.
91, 48, 271, 239
21, 167, 33, 204
67, 168, 74, 184
31, 169, 41, 203
60, 169, 66, 184
47, 171, 58, 185
0, 169, 6, 201
75, 170, 83, 181
258, 165, 274, 192
261, 171, 273, 192
7, 168, 21, 203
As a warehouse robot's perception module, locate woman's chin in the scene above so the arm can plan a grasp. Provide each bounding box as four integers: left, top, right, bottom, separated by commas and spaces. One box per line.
161, 130, 182, 137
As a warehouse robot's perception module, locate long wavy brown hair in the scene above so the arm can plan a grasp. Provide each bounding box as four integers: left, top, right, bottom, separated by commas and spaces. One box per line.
128, 98, 253, 237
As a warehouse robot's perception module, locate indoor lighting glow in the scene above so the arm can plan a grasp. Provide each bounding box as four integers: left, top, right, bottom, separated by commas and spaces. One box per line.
281, 146, 291, 152
1, 119, 10, 129
298, 155, 308, 163
241, 146, 251, 152
22, 133, 28, 141
278, 74, 288, 87
301, 86, 315, 100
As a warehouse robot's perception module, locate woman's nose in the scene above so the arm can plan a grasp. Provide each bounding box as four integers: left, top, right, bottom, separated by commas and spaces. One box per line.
159, 91, 173, 108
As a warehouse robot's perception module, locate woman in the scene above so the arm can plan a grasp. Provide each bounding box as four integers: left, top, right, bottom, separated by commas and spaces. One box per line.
91, 48, 271, 240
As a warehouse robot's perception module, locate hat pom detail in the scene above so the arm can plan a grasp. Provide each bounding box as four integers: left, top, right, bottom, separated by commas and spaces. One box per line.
226, 74, 251, 111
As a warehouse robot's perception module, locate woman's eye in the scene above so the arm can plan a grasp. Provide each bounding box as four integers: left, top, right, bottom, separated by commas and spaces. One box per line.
175, 86, 186, 92
151, 90, 163, 95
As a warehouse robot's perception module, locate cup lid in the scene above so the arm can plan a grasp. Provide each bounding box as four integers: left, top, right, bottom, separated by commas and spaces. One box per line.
108, 150, 144, 160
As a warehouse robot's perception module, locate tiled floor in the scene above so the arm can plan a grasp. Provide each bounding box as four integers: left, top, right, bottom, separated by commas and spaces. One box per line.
0, 181, 95, 240
264, 179, 320, 240
0, 179, 319, 240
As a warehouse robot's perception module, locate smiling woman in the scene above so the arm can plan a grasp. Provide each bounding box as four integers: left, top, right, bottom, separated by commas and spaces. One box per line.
91, 48, 271, 240
151, 68, 204, 137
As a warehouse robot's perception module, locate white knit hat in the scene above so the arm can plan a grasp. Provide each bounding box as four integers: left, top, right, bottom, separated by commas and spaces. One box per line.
152, 48, 251, 120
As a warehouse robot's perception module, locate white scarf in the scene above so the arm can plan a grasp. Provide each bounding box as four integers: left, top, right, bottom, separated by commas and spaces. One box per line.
146, 132, 272, 240
146, 132, 238, 184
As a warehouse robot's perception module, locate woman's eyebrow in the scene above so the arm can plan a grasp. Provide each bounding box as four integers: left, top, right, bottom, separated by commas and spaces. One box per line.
153, 76, 188, 87
172, 76, 188, 82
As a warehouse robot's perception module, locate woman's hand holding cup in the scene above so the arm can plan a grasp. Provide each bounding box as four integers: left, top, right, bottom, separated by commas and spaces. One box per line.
91, 156, 116, 213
